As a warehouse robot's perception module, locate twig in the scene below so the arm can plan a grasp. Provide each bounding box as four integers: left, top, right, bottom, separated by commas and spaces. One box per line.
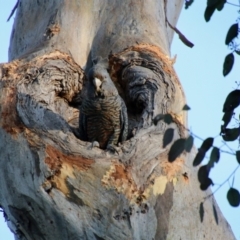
226, 1, 240, 7
220, 140, 236, 155
7, 0, 19, 22
185, 126, 235, 156
166, 19, 194, 48
204, 164, 240, 200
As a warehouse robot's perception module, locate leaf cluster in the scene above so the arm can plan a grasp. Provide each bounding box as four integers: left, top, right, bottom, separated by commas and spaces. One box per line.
158, 101, 240, 216
193, 90, 240, 207
204, 0, 226, 22
221, 90, 240, 141
185, 0, 240, 76
207, 2, 239, 77
193, 138, 219, 191
183, 0, 240, 222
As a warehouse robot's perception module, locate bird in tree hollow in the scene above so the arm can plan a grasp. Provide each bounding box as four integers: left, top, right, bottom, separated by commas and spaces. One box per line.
79, 58, 128, 151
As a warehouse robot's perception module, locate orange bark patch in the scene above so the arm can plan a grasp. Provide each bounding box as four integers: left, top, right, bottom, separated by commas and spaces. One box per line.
109, 43, 180, 87
128, 44, 178, 81
102, 163, 140, 203
168, 112, 186, 138
24, 128, 44, 149
45, 24, 60, 38
0, 62, 24, 135
45, 145, 94, 171
44, 145, 94, 196
0, 51, 83, 135
24, 50, 82, 71
160, 156, 184, 181
1, 86, 23, 135
111, 164, 129, 181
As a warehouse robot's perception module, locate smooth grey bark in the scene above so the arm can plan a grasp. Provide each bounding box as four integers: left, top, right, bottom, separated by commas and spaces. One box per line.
9, 0, 181, 64
0, 0, 235, 240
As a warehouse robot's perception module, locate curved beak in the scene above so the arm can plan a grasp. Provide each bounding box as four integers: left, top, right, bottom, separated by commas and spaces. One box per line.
93, 77, 102, 95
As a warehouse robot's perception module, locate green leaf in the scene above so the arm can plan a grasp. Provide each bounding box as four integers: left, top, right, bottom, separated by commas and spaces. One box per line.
164, 114, 173, 124
182, 104, 191, 111
204, 6, 216, 22
193, 136, 213, 166
200, 177, 213, 190
207, 0, 219, 7
185, 0, 194, 9
207, 0, 226, 9
225, 23, 239, 45
223, 90, 240, 112
212, 203, 219, 225
216, 0, 226, 11
201, 137, 214, 152
235, 50, 240, 55
193, 150, 206, 167
222, 128, 239, 141
163, 128, 174, 148
185, 135, 194, 153
199, 202, 204, 222
198, 165, 210, 184
222, 111, 233, 128
168, 138, 186, 162
198, 165, 213, 191
223, 53, 234, 77
153, 114, 165, 125
236, 151, 240, 164
208, 147, 220, 168
206, 0, 225, 17
227, 188, 240, 207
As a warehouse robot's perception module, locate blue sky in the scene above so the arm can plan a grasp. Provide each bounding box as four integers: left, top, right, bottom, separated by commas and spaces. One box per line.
172, 1, 240, 239
0, 1, 240, 239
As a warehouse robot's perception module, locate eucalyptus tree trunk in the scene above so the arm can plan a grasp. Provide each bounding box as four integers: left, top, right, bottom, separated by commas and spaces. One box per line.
0, 0, 235, 239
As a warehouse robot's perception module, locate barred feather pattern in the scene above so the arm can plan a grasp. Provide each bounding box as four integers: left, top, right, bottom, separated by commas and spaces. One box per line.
80, 95, 128, 149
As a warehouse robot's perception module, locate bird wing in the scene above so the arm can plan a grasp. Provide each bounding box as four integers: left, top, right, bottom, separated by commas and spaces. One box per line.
119, 97, 128, 142
79, 110, 88, 141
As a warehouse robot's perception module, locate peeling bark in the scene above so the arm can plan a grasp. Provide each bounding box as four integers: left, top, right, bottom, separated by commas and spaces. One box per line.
0, 0, 236, 240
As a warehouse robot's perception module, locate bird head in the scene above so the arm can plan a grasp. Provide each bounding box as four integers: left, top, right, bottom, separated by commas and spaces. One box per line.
89, 63, 118, 98
93, 77, 103, 97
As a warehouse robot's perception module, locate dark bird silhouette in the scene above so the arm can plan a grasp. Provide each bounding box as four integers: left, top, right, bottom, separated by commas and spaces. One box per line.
79, 59, 128, 151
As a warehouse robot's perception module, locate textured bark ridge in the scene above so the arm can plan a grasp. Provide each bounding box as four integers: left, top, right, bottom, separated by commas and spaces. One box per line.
16, 51, 83, 133
0, 0, 236, 240
109, 44, 183, 132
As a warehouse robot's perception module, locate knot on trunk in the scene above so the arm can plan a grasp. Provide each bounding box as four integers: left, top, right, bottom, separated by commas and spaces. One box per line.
16, 51, 84, 132
109, 44, 179, 134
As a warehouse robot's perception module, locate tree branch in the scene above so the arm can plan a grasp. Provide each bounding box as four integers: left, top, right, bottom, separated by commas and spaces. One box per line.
7, 0, 19, 22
